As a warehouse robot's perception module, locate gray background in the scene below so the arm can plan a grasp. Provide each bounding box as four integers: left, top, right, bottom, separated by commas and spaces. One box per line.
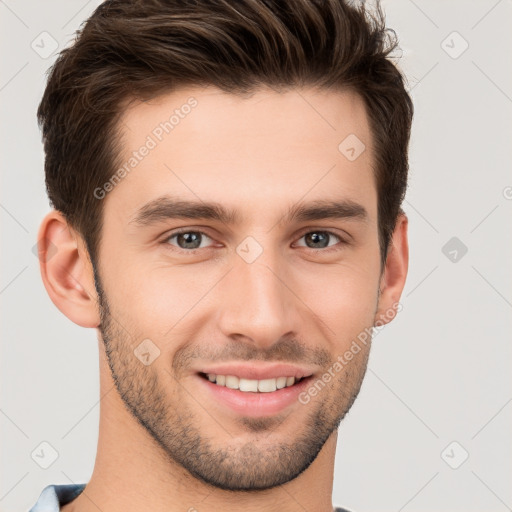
1, 1, 511, 511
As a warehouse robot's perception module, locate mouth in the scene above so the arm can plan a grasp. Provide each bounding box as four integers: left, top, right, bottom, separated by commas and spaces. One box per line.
196, 371, 314, 417
198, 372, 309, 393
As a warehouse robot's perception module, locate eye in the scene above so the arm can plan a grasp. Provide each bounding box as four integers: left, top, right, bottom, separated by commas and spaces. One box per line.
294, 230, 345, 251
162, 228, 347, 254
163, 229, 215, 251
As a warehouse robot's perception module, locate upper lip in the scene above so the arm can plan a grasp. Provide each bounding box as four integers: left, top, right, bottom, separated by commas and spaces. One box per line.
197, 362, 315, 381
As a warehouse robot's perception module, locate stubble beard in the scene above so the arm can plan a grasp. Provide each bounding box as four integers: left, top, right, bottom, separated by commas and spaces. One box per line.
94, 274, 371, 491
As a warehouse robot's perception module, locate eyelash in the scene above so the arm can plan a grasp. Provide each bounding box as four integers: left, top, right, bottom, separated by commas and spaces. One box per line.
161, 228, 348, 254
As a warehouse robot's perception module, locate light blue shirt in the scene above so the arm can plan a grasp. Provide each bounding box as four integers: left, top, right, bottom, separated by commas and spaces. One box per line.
29, 484, 86, 511
29, 483, 353, 511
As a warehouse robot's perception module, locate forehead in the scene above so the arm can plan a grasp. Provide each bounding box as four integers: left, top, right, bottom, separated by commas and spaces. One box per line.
108, 85, 377, 225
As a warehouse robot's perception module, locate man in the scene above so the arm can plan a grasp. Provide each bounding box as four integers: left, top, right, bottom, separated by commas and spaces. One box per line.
30, 0, 412, 510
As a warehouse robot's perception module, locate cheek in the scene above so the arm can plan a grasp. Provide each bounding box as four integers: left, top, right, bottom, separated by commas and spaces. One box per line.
106, 258, 220, 335
293, 261, 379, 341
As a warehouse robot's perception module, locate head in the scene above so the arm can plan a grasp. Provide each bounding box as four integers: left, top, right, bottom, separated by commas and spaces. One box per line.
37, 0, 412, 492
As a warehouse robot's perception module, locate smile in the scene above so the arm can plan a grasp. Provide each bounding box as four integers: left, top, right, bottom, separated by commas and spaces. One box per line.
200, 372, 304, 393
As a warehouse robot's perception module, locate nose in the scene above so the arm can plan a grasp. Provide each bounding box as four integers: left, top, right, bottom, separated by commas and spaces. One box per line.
217, 247, 300, 349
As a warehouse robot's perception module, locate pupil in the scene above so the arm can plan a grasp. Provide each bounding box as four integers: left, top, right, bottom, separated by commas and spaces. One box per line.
179, 232, 201, 249
307, 232, 328, 248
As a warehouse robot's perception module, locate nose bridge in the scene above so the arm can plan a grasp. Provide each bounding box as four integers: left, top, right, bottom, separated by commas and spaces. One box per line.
217, 240, 297, 345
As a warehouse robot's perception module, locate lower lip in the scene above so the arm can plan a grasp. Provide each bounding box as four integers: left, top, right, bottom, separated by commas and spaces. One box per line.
197, 374, 312, 417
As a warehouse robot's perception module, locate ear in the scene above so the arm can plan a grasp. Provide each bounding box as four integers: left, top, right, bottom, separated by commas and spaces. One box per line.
374, 213, 409, 327
36, 210, 101, 328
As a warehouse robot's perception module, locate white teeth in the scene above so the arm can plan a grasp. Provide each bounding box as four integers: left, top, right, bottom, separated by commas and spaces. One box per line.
276, 376, 287, 389
258, 378, 276, 392
205, 373, 298, 392
239, 378, 258, 392
225, 375, 239, 389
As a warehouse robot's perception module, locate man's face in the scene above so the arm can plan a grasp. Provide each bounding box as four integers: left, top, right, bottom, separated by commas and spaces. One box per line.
95, 86, 382, 490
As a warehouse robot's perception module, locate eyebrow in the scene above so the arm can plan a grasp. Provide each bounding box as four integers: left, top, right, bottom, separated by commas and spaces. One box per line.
129, 195, 368, 227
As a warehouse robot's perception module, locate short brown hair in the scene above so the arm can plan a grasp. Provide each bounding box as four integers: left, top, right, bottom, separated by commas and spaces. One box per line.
37, 0, 413, 268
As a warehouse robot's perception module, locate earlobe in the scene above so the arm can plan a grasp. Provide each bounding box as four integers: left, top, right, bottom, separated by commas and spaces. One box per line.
37, 210, 101, 328
374, 213, 409, 326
